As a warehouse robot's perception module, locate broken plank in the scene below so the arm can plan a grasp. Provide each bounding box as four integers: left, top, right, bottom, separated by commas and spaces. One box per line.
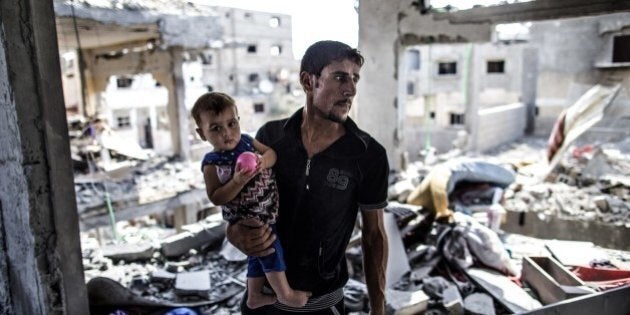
466, 267, 542, 313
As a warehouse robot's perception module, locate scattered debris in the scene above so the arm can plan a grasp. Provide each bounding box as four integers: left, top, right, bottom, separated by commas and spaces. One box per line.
78, 132, 630, 314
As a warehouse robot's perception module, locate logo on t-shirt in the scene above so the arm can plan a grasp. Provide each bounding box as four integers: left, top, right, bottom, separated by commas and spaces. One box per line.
325, 168, 349, 190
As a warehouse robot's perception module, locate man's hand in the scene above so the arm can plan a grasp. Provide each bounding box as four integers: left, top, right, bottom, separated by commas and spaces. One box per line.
226, 218, 276, 257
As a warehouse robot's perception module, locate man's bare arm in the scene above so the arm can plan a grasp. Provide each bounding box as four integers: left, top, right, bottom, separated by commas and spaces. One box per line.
225, 218, 276, 257
361, 208, 388, 315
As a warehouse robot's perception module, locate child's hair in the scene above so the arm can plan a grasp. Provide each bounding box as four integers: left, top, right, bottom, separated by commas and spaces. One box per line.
191, 92, 237, 126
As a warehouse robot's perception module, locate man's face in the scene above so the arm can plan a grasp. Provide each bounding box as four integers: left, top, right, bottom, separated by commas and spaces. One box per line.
195, 106, 241, 151
311, 59, 361, 123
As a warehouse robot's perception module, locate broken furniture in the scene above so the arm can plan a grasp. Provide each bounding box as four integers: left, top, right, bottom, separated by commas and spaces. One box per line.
521, 256, 595, 305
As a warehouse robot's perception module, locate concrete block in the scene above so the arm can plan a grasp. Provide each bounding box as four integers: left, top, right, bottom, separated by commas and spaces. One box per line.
101, 242, 155, 262
150, 269, 176, 284
175, 271, 211, 296
464, 293, 495, 315
442, 284, 464, 315
385, 288, 429, 315
466, 267, 542, 313
161, 220, 225, 257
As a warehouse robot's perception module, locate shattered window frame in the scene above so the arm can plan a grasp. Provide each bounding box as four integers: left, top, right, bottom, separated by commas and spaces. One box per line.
116, 115, 131, 129
450, 112, 465, 125
407, 48, 421, 71
116, 77, 134, 88
612, 34, 630, 63
438, 61, 457, 75
253, 103, 265, 113
407, 81, 415, 95
487, 60, 506, 74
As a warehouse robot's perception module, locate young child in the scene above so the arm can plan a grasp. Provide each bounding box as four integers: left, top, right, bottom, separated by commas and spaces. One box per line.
191, 92, 310, 309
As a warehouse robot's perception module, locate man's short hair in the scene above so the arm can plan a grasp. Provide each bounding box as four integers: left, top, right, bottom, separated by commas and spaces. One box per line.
300, 40, 364, 76
191, 92, 237, 126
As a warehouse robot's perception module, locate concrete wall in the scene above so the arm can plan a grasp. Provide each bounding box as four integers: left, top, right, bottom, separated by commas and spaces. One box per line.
405, 42, 524, 130
530, 12, 630, 138
0, 23, 44, 315
404, 124, 461, 156
404, 103, 526, 155
476, 103, 527, 152
0, 0, 88, 313
359, 0, 630, 169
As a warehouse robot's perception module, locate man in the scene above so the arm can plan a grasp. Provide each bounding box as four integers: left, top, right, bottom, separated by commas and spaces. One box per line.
227, 40, 389, 314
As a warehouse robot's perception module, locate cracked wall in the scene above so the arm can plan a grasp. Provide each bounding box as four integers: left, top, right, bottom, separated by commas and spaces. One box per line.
0, 0, 88, 313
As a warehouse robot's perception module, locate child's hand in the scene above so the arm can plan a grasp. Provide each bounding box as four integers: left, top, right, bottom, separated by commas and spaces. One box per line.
256, 154, 268, 171
233, 163, 258, 185
256, 154, 267, 171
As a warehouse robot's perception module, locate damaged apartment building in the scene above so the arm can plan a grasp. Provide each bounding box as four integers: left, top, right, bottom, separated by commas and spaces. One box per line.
399, 12, 630, 156
1, 0, 630, 314
57, 0, 299, 158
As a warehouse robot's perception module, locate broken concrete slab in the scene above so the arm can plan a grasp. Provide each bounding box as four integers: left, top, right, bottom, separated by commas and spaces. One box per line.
384, 212, 411, 288
544, 240, 609, 267
466, 267, 542, 313
464, 292, 495, 315
101, 242, 155, 261
442, 284, 464, 315
175, 271, 211, 297
151, 269, 176, 284
161, 220, 225, 257
502, 210, 630, 251
421, 276, 451, 299
545, 84, 621, 177
385, 288, 429, 315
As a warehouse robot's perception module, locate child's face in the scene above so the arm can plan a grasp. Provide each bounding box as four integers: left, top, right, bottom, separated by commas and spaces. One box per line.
195, 106, 241, 151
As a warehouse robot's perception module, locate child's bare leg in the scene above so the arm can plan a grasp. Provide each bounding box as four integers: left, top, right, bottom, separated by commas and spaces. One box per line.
266, 271, 311, 308
247, 277, 277, 309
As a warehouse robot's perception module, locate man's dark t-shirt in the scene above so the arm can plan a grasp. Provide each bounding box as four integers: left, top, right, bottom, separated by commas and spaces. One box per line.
256, 108, 389, 297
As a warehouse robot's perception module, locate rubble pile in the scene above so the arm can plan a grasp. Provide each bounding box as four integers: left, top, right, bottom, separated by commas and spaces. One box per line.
504, 181, 629, 225
79, 136, 630, 314
503, 137, 630, 226
75, 156, 205, 214
82, 214, 249, 314
69, 117, 206, 216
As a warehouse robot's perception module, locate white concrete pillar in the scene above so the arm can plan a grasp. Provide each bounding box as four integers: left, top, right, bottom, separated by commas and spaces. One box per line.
358, 0, 401, 169
522, 47, 539, 134
464, 44, 481, 151
161, 47, 191, 160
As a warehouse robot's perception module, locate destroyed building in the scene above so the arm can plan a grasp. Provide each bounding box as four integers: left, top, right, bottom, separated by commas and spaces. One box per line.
56, 0, 300, 159
401, 12, 630, 155
1, 0, 630, 314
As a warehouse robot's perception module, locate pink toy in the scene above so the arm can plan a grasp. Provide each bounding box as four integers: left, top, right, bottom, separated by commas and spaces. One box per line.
236, 151, 258, 172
